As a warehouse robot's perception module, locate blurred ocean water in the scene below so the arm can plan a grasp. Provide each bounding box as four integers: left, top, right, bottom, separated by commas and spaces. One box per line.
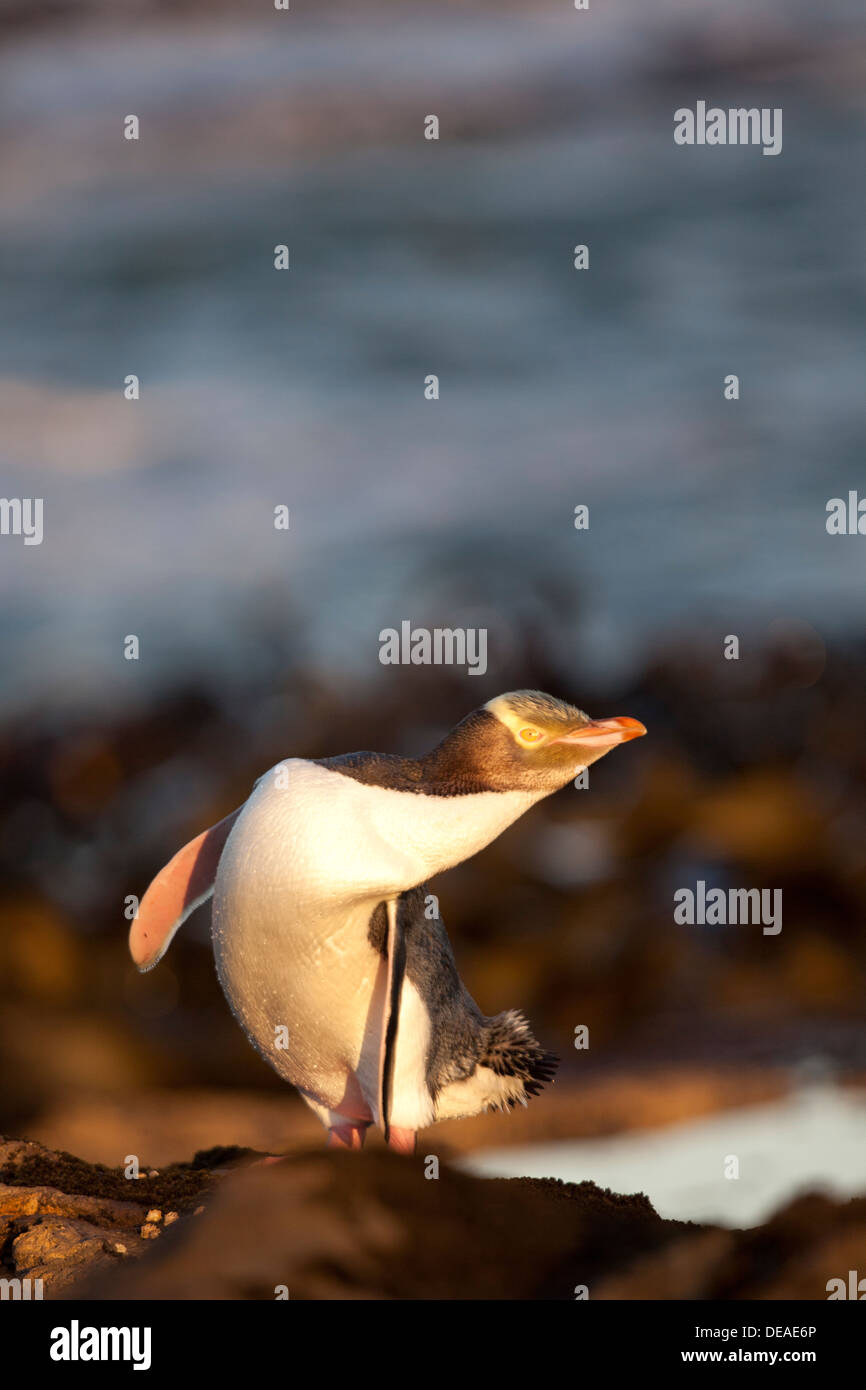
1, 3, 865, 713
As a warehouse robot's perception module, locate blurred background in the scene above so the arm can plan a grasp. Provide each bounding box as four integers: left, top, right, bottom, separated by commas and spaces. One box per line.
1, 0, 865, 1228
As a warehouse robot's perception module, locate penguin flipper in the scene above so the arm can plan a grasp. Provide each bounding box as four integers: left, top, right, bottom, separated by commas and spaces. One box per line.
378, 896, 407, 1143
129, 807, 243, 972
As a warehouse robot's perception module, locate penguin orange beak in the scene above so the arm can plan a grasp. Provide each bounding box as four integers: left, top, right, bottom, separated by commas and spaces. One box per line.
555, 716, 646, 749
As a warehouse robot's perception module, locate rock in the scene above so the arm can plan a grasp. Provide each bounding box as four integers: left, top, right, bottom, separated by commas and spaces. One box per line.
594, 1192, 866, 1300
79, 1151, 866, 1302
0, 1177, 151, 1288
3, 1135, 864, 1300
0, 1135, 218, 1212
79, 1151, 694, 1301
13, 1218, 98, 1268
0, 1181, 147, 1229
7, 1213, 144, 1292
0, 1134, 222, 1295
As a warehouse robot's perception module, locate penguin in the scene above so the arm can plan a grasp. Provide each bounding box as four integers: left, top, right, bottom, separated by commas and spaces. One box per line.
129, 691, 645, 1154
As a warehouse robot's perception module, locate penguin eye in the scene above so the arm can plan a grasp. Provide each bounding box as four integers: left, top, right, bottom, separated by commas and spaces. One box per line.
518, 727, 543, 744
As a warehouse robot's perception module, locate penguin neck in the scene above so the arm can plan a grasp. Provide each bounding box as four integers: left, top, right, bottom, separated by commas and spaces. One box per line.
415, 710, 510, 795
415, 744, 497, 796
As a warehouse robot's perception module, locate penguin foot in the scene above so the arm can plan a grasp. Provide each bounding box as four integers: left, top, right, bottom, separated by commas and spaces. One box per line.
386, 1127, 416, 1155
326, 1123, 368, 1150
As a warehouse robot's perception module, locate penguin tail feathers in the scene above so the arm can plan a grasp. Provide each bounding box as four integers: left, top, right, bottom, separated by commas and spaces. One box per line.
128, 807, 242, 972
480, 1009, 559, 1106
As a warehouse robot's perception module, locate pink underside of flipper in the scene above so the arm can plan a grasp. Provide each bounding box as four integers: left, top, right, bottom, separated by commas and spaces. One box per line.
129, 807, 242, 971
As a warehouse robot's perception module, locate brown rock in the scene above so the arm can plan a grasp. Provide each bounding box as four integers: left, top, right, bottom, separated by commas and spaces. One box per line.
3, 1135, 864, 1300
0, 1181, 148, 1229
79, 1151, 692, 1301
10, 1217, 130, 1291
14, 1218, 107, 1270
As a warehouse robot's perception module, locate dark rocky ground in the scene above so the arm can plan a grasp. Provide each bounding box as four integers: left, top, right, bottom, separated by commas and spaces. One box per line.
2, 1134, 864, 1300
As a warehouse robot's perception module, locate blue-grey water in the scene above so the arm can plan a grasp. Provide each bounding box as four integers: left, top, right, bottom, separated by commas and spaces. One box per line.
1, 3, 865, 714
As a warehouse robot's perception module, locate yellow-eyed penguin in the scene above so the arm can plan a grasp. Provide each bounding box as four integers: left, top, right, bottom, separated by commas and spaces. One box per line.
129, 692, 646, 1154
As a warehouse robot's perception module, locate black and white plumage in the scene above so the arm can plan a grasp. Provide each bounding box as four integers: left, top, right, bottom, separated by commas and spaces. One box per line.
369, 887, 558, 1130
129, 691, 645, 1152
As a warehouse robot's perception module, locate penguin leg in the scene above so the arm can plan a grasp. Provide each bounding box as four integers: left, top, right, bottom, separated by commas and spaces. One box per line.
250, 1118, 368, 1161
302, 1096, 371, 1151
386, 1127, 416, 1155
326, 1123, 369, 1150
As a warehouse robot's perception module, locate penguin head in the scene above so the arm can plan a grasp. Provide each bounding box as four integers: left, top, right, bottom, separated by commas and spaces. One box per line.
427, 690, 645, 794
